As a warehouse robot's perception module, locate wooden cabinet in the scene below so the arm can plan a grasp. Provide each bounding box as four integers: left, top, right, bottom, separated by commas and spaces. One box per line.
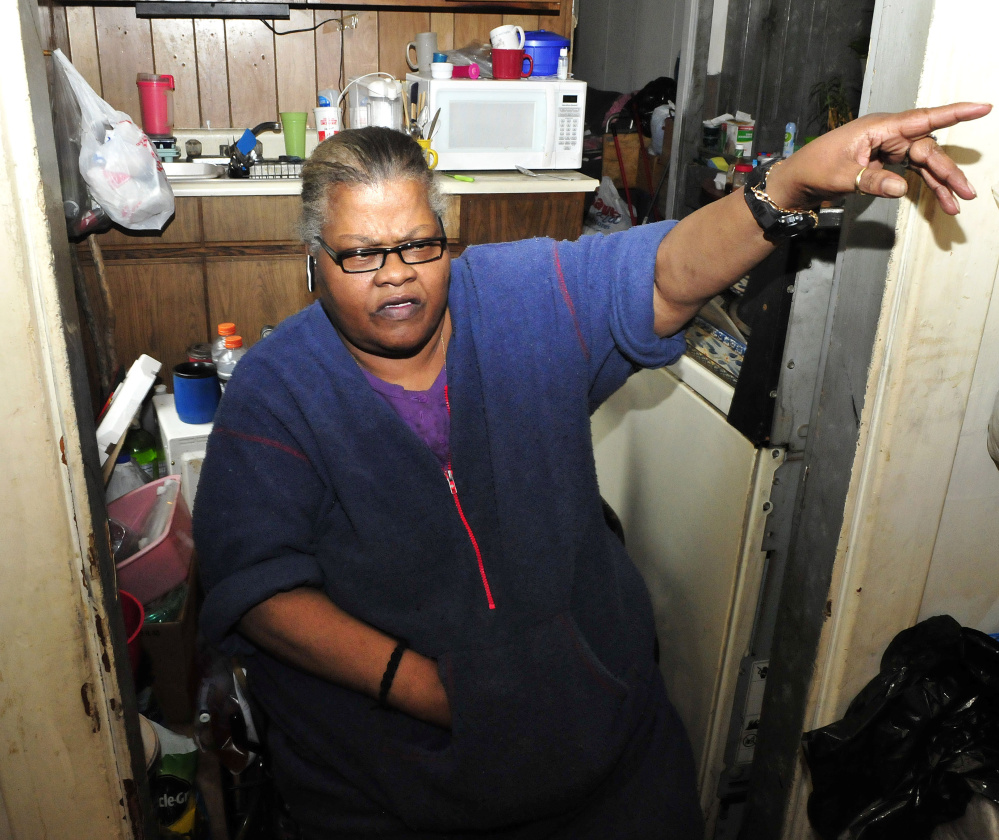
458, 193, 585, 246
76, 188, 584, 401
77, 195, 314, 390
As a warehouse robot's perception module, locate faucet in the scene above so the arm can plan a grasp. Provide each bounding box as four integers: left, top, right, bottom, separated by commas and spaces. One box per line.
227, 122, 283, 178
250, 121, 281, 137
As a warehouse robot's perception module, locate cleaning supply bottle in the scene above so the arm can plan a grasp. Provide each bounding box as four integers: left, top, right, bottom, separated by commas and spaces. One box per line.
212, 323, 236, 366
217, 335, 246, 392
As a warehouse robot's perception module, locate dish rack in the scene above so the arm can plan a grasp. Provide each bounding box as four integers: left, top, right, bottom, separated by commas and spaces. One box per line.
249, 160, 304, 179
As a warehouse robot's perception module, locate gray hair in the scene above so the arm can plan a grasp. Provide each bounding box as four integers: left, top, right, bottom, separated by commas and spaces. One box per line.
299, 127, 446, 255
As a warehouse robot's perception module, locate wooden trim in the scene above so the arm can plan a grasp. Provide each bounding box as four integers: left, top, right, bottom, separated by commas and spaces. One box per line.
78, 243, 307, 262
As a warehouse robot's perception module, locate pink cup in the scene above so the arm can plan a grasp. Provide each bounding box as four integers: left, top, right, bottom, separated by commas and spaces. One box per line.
492, 49, 533, 80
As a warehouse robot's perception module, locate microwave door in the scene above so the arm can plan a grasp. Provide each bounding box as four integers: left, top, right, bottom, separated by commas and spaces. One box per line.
434, 90, 548, 170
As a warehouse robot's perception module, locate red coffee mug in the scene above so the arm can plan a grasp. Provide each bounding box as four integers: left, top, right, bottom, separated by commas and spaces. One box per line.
492, 48, 533, 79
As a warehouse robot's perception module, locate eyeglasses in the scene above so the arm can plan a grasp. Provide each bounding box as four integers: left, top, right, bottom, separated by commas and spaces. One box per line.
316, 236, 448, 274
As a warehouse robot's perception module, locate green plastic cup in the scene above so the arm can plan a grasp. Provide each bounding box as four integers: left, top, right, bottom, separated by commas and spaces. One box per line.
280, 111, 307, 159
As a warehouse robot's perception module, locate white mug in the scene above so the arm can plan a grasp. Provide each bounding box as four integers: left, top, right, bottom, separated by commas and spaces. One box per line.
490, 24, 525, 50
406, 32, 438, 75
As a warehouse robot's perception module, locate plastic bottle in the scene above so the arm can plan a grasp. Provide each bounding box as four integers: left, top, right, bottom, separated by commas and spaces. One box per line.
732, 161, 754, 192
725, 145, 745, 193
318, 88, 339, 109
211, 323, 236, 367
126, 420, 159, 480
556, 47, 569, 80
783, 122, 797, 158
106, 452, 150, 504
217, 335, 246, 392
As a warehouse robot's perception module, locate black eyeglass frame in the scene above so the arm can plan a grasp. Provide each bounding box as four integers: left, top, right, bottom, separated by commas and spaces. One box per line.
316, 235, 448, 274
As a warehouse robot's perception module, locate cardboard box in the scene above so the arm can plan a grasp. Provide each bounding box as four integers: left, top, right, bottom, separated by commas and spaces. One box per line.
141, 559, 200, 724
724, 118, 755, 158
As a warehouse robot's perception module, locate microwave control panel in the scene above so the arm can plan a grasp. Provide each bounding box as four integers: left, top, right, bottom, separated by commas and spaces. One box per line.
557, 104, 582, 151
552, 89, 585, 167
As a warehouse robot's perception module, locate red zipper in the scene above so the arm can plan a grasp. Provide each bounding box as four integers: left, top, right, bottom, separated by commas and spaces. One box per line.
444, 384, 496, 610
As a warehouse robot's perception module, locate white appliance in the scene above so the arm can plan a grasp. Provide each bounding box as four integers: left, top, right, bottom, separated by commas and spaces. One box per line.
406, 74, 586, 170
591, 366, 781, 830
153, 393, 212, 512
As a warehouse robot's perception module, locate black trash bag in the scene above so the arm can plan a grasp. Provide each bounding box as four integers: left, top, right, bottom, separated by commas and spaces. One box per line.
802, 615, 999, 840
632, 76, 677, 136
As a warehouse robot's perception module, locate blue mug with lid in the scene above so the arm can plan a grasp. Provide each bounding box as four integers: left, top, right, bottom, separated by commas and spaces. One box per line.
173, 361, 220, 425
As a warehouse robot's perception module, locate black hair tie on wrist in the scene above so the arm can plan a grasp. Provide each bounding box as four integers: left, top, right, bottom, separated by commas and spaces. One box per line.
378, 640, 409, 709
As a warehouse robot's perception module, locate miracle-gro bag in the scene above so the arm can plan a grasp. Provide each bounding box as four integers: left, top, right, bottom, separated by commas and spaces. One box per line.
52, 49, 174, 231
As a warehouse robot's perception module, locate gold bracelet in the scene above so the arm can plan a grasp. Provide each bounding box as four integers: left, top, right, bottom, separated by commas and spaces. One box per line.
749, 159, 819, 225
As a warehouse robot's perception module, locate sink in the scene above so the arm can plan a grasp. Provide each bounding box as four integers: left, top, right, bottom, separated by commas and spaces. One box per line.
162, 162, 224, 180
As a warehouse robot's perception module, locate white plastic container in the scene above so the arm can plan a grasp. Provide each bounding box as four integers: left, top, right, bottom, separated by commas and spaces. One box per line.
217, 335, 246, 392
345, 75, 403, 130
650, 104, 673, 156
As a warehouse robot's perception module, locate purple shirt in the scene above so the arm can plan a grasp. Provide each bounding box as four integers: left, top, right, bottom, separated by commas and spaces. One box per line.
361, 365, 451, 466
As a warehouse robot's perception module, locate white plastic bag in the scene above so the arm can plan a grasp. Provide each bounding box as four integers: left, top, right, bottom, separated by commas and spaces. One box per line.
52, 50, 174, 231
582, 176, 633, 236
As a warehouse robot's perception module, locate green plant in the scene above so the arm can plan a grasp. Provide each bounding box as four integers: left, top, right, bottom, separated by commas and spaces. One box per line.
811, 77, 855, 133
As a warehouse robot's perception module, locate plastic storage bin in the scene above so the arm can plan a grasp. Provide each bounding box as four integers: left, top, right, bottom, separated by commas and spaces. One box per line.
109, 476, 193, 605
523, 30, 571, 77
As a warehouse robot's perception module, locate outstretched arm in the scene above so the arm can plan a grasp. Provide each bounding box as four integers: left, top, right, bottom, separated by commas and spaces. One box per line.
652, 102, 992, 337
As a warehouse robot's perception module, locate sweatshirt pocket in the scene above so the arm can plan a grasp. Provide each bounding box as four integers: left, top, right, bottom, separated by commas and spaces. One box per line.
377, 611, 635, 831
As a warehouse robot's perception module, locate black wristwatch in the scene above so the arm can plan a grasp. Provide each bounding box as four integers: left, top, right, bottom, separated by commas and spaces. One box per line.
743, 158, 818, 242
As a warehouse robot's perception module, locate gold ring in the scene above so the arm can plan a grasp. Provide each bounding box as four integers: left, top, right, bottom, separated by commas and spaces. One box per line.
855, 167, 868, 194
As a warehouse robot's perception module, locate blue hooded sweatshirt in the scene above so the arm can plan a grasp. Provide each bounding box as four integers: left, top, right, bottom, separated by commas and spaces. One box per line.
194, 221, 701, 837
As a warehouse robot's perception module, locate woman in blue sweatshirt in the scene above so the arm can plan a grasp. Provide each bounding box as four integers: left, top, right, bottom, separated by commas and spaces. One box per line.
194, 103, 988, 838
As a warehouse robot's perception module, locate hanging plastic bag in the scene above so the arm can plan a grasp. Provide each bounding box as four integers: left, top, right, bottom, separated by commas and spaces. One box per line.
802, 615, 999, 840
49, 47, 111, 238
582, 176, 633, 236
51, 50, 174, 231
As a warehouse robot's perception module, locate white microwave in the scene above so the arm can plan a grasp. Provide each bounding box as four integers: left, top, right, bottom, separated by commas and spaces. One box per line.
406, 74, 586, 171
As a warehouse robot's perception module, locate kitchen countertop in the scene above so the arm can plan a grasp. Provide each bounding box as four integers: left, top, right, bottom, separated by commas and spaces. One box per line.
168, 168, 598, 197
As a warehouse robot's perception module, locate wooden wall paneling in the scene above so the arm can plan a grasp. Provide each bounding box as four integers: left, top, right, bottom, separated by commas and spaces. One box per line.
343, 10, 379, 86
274, 9, 319, 124
315, 9, 346, 96
377, 11, 429, 83
549, 3, 572, 39
94, 6, 153, 118
151, 19, 200, 129
65, 7, 102, 94
40, 1, 70, 53
206, 257, 316, 350
201, 195, 302, 242
194, 19, 230, 129
225, 19, 278, 128
97, 196, 202, 247
101, 259, 208, 375
502, 13, 540, 31
430, 13, 455, 51
453, 12, 501, 48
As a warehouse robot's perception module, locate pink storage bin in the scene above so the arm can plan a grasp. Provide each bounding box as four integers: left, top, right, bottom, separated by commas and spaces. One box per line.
109, 476, 193, 605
